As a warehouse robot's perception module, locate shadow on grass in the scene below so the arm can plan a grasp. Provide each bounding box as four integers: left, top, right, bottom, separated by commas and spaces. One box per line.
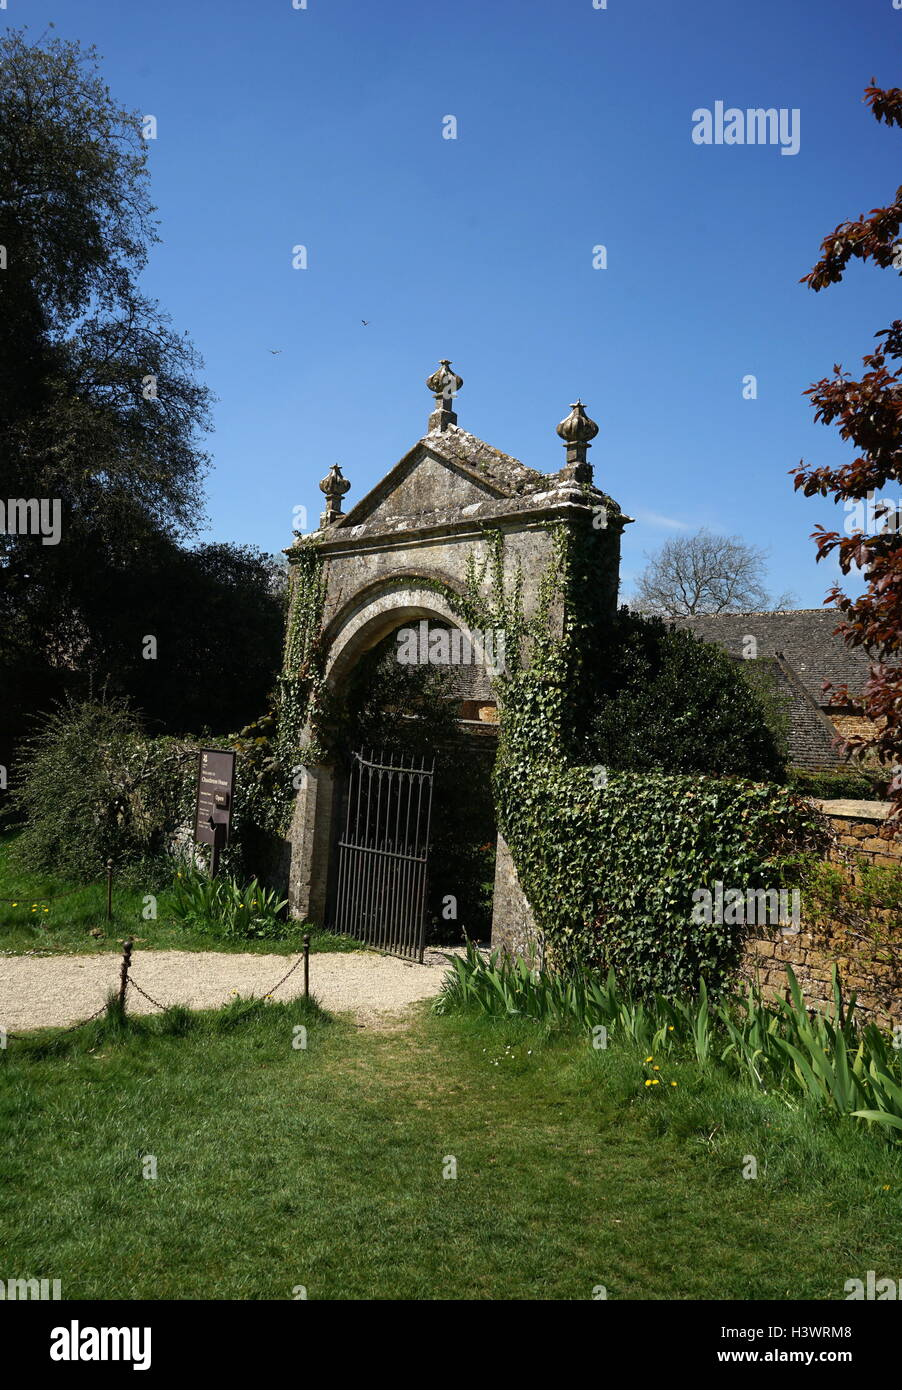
3, 990, 331, 1062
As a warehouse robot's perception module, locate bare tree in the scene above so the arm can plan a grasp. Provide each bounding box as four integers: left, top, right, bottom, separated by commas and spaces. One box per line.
632, 529, 794, 615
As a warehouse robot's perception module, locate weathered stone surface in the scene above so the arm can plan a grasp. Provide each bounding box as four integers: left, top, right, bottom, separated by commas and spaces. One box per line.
738, 805, 902, 1028
283, 383, 629, 938
490, 832, 542, 965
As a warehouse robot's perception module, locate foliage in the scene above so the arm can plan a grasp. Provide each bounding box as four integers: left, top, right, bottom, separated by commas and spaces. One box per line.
494, 762, 825, 991
426, 523, 811, 984
787, 765, 886, 801
633, 527, 792, 615
10, 697, 195, 884
792, 82, 902, 821
81, 540, 285, 737
0, 29, 215, 767
436, 943, 902, 1134
795, 849, 902, 975
171, 869, 289, 940
586, 610, 788, 779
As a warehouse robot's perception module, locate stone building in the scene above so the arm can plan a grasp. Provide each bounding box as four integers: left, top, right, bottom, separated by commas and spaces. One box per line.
284, 361, 629, 946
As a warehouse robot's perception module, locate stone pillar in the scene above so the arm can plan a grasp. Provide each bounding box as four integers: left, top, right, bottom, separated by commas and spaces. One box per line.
288, 762, 337, 924
489, 830, 543, 966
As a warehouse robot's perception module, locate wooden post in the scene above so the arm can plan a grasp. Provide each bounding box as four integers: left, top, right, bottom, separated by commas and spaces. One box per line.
303, 933, 310, 998
106, 858, 114, 922
118, 938, 133, 1013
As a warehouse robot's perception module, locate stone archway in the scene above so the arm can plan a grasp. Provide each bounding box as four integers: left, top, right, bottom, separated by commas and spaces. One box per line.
287, 583, 490, 927
283, 362, 630, 947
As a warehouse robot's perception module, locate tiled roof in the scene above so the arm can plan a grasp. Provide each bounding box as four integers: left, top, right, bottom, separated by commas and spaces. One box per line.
669, 609, 872, 706
756, 655, 847, 770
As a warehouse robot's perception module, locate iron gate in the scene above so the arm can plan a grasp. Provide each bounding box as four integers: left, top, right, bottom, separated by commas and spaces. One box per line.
330, 747, 435, 961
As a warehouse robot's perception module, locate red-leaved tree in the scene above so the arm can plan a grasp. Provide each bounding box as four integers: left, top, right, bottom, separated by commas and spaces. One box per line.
793, 83, 902, 821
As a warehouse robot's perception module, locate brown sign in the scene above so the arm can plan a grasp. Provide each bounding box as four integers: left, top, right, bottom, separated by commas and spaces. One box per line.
194, 749, 236, 848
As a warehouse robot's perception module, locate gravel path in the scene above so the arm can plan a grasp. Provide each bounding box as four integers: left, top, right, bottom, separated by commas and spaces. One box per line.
0, 947, 458, 1034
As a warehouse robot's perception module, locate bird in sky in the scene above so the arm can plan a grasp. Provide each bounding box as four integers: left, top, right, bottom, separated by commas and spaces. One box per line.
361, 320, 369, 326
268, 348, 282, 354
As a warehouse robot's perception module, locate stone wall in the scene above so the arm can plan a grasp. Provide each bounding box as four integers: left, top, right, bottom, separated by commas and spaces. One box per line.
827, 712, 882, 743
493, 796, 902, 1028
740, 799, 902, 1028
490, 832, 541, 965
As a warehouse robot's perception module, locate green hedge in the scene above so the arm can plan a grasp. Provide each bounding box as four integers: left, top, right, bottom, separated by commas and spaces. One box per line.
787, 766, 887, 802
496, 760, 827, 996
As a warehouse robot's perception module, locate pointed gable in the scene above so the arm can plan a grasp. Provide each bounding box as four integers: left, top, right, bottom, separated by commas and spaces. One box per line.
332, 426, 548, 535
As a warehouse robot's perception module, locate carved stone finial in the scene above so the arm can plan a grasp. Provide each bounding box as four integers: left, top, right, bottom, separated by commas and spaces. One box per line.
425, 359, 463, 432
556, 399, 598, 482
318, 462, 350, 527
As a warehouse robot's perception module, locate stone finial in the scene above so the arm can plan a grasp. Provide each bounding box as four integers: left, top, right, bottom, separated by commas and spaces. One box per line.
556, 399, 598, 483
426, 359, 463, 432
318, 462, 351, 527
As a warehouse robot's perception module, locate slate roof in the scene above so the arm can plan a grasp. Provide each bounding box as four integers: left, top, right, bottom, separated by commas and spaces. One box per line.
669, 609, 872, 706
752, 655, 846, 770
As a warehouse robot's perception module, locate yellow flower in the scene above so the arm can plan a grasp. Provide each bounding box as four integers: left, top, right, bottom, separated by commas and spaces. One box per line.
650, 1079, 659, 1085
11, 902, 17, 907
668, 1026, 674, 1031
645, 1079, 653, 1087
644, 1056, 653, 1063
653, 1065, 660, 1071
671, 1081, 677, 1087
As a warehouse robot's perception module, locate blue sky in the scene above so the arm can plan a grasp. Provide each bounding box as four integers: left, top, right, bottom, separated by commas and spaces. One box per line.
13, 0, 901, 606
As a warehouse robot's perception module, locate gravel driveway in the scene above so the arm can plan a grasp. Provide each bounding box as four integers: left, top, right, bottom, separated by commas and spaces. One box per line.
0, 947, 458, 1034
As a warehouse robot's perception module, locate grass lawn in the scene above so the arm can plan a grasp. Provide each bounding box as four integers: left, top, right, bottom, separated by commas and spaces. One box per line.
0, 833, 357, 956
2, 996, 901, 1300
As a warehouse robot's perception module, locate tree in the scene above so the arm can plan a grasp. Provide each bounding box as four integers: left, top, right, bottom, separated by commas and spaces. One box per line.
587, 610, 787, 781
0, 31, 282, 764
792, 82, 902, 818
632, 529, 792, 615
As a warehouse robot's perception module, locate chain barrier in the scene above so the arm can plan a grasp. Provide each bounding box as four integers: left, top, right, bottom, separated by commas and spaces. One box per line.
4, 1001, 110, 1044
126, 948, 307, 1015
2, 934, 312, 1044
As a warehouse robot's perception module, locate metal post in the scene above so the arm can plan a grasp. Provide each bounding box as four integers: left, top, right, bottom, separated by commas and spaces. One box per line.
106, 858, 114, 923
118, 938, 133, 1013
303, 933, 310, 997
210, 821, 224, 879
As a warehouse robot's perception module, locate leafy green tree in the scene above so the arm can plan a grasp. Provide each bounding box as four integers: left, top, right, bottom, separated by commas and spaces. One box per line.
0, 31, 282, 762
587, 611, 787, 781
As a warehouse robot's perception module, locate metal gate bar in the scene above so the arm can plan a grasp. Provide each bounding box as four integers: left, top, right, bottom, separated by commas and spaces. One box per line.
331, 747, 434, 961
